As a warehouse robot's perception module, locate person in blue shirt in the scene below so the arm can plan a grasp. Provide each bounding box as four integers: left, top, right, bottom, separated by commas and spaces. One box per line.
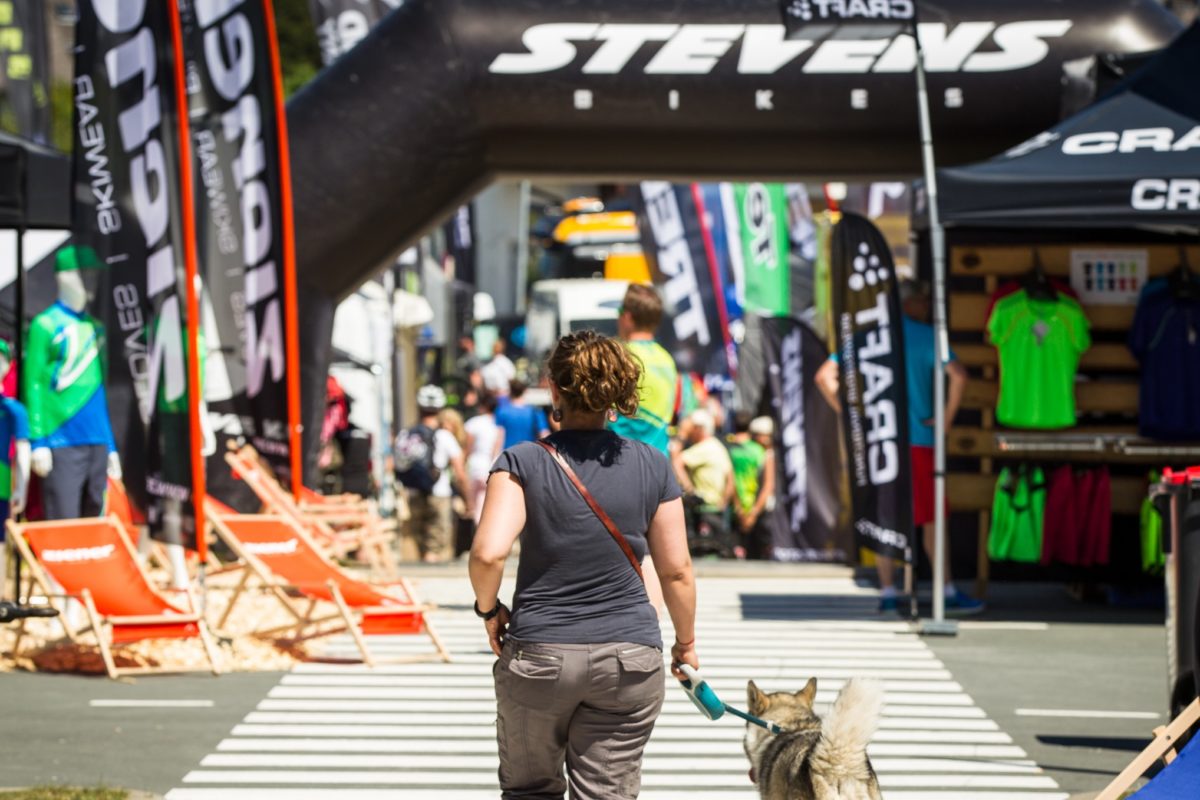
494, 379, 549, 447
0, 339, 30, 595
817, 280, 982, 614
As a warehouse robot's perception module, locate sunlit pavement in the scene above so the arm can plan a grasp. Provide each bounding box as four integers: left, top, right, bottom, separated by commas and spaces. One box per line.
1, 574, 1165, 798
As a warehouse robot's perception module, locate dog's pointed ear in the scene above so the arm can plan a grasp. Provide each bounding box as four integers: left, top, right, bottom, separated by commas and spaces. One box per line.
796, 677, 817, 707
747, 680, 769, 715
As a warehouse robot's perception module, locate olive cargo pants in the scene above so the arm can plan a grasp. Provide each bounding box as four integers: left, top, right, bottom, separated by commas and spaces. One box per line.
494, 640, 666, 799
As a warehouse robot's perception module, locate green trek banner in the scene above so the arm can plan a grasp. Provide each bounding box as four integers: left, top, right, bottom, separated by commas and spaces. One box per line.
733, 183, 790, 316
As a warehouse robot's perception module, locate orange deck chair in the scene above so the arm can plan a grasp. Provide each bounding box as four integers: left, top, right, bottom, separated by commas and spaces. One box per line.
207, 504, 449, 666
7, 517, 222, 679
297, 484, 376, 516
225, 447, 398, 576
106, 478, 237, 575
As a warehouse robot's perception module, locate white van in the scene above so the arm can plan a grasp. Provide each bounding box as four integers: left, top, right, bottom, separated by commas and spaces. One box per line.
524, 278, 629, 362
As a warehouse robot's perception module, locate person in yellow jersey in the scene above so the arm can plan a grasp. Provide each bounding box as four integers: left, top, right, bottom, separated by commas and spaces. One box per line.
611, 283, 680, 455
611, 283, 681, 611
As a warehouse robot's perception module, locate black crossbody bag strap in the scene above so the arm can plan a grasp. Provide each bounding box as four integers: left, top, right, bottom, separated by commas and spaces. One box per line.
535, 440, 645, 583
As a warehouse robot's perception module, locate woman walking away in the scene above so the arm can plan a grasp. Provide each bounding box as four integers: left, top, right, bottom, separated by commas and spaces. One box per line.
464, 392, 504, 524
470, 330, 698, 800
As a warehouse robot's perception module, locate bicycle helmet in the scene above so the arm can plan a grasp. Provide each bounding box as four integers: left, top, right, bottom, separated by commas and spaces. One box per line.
417, 384, 447, 411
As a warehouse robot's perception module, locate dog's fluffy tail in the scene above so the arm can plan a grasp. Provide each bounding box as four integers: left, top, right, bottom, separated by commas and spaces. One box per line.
811, 678, 884, 779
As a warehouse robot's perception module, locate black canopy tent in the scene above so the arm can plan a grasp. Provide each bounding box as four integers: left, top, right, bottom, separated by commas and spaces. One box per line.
923, 22, 1200, 234
0, 131, 70, 230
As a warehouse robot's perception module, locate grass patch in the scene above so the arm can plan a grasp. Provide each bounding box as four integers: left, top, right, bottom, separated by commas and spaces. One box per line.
0, 789, 128, 800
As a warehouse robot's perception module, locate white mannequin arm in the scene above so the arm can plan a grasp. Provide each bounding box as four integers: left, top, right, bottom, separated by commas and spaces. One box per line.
31, 446, 52, 478
107, 451, 122, 480
11, 441, 29, 514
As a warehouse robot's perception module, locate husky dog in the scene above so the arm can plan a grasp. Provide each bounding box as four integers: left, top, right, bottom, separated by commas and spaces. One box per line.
743, 677, 885, 800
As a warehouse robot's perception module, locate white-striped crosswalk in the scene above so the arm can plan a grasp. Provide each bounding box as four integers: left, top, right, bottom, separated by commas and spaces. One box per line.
166, 577, 1066, 800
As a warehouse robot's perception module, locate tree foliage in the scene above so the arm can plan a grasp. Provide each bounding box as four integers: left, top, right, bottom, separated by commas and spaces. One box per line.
44, 1, 320, 155
272, 0, 323, 97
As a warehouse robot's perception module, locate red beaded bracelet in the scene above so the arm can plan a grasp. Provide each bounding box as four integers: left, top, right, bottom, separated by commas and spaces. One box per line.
674, 637, 695, 647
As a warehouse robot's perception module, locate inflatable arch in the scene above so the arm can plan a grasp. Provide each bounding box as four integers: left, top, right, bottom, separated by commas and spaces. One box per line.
283, 0, 1180, 466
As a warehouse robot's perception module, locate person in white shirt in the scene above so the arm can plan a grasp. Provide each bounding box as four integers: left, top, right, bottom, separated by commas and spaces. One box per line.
480, 340, 516, 396
399, 386, 471, 563
464, 392, 505, 524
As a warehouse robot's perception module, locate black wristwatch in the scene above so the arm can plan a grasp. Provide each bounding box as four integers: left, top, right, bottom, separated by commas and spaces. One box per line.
474, 600, 503, 620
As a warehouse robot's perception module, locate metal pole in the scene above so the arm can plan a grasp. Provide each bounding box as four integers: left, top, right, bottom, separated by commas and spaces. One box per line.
515, 180, 532, 314
14, 226, 23, 392
912, 13, 956, 636
12, 225, 23, 603
904, 547, 916, 620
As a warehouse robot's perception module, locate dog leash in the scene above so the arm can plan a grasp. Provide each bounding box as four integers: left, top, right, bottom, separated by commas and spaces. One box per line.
676, 664, 784, 735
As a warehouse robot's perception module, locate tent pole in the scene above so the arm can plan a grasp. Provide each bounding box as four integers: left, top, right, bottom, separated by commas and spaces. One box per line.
12, 224, 23, 604
912, 12, 956, 637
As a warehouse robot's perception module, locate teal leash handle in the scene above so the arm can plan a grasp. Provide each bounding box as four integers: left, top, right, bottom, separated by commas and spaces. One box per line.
676, 664, 783, 735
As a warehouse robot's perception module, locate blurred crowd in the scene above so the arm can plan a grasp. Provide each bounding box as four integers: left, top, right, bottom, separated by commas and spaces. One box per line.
394, 285, 782, 564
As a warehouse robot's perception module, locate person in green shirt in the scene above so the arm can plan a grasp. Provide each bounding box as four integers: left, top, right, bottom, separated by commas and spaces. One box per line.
610, 283, 679, 456
727, 414, 777, 559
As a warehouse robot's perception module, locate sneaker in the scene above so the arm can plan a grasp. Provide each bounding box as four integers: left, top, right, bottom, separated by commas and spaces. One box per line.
945, 589, 985, 616
878, 595, 898, 613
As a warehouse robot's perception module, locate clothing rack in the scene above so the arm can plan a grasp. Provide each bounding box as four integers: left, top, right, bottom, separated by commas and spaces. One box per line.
996, 434, 1107, 454
947, 241, 1200, 600
1119, 441, 1200, 458
997, 433, 1200, 458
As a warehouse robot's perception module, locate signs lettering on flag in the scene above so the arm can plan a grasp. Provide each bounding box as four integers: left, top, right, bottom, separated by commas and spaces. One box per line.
782, 0, 914, 29
72, 0, 202, 545
734, 183, 791, 316
179, 0, 302, 506
308, 0, 402, 65
699, 183, 743, 327
830, 212, 913, 561
760, 315, 845, 562
634, 181, 732, 390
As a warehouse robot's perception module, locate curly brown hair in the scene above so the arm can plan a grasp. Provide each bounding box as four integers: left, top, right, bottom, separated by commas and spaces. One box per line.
547, 330, 641, 418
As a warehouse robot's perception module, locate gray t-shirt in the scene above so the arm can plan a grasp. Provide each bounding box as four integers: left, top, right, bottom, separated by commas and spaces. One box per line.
491, 429, 681, 649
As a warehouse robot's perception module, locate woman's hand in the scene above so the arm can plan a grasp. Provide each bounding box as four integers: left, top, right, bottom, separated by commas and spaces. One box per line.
484, 603, 511, 656
670, 639, 699, 680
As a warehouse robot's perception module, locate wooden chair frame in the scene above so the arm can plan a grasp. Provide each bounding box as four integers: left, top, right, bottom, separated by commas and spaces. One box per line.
226, 447, 398, 577
6, 517, 222, 680
206, 508, 450, 667
1094, 697, 1200, 800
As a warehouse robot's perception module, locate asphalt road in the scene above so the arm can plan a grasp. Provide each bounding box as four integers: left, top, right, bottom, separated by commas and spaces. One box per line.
0, 578, 1173, 798
921, 583, 1169, 798
0, 670, 282, 795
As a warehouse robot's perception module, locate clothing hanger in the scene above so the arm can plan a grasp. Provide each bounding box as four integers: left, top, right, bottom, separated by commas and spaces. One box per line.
1022, 250, 1057, 301
1168, 246, 1200, 301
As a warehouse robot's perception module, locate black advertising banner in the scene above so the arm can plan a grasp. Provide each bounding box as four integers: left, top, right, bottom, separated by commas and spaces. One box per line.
0, 0, 49, 143
830, 213, 912, 561
179, 0, 303, 505
308, 0, 402, 65
72, 1, 203, 545
635, 181, 731, 389
760, 316, 846, 562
